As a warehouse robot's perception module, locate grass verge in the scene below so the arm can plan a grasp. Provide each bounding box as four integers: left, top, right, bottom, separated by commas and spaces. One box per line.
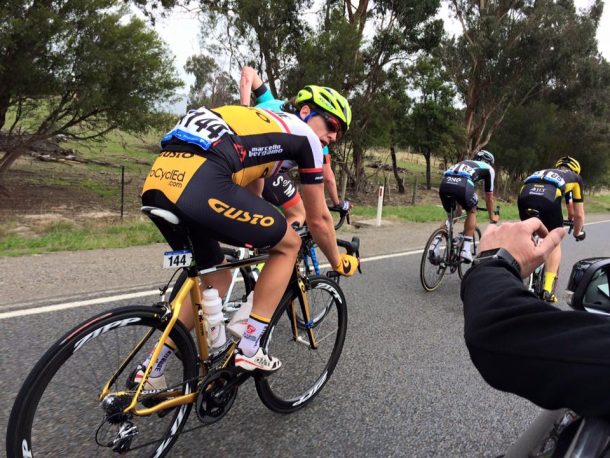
1, 195, 608, 257
352, 201, 521, 223
0, 219, 164, 257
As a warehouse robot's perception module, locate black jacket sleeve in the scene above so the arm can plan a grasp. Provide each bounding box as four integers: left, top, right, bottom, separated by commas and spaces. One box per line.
461, 260, 610, 417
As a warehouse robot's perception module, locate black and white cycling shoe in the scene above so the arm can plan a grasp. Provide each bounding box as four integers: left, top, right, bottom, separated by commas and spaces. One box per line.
460, 248, 473, 264
126, 364, 167, 391
234, 348, 282, 373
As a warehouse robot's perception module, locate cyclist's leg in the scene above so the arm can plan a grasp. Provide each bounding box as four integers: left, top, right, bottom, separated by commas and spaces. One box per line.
519, 184, 564, 300
541, 196, 564, 299
462, 181, 478, 238
438, 178, 454, 229
189, 177, 299, 368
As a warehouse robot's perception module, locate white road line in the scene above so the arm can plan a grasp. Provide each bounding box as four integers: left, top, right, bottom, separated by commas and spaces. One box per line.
0, 249, 424, 319
1, 219, 607, 320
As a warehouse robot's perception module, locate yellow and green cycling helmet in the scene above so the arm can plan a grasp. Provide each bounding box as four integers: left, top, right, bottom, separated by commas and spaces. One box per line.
295, 85, 352, 133
555, 156, 581, 175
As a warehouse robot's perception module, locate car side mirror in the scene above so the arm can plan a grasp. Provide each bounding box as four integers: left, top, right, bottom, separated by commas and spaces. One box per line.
566, 258, 610, 313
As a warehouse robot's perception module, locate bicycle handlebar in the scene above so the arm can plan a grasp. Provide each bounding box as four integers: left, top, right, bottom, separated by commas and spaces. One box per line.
476, 205, 500, 223
328, 205, 351, 230
337, 236, 362, 273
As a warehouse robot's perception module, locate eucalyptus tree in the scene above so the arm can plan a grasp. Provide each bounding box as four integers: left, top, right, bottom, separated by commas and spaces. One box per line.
0, 0, 181, 185
404, 56, 464, 189
442, 0, 604, 158
184, 55, 238, 109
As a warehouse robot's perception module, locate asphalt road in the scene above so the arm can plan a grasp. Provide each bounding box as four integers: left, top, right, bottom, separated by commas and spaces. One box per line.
2, 219, 609, 457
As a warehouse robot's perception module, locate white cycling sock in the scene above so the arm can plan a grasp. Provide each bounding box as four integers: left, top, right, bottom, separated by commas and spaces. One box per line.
143, 343, 174, 377
462, 236, 473, 253
237, 313, 270, 357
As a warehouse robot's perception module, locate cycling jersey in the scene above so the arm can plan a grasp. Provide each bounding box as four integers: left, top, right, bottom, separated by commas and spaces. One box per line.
254, 84, 330, 164
523, 169, 584, 202
262, 173, 301, 210
142, 105, 326, 268
518, 169, 583, 230
439, 160, 495, 213
158, 106, 324, 188
444, 160, 495, 193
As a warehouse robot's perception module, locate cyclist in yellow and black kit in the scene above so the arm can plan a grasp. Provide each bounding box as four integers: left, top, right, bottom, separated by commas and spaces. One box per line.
518, 156, 586, 302
139, 89, 357, 379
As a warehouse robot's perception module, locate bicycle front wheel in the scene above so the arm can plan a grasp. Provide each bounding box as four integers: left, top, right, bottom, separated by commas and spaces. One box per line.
7, 306, 198, 458
458, 226, 482, 279
420, 228, 449, 291
255, 276, 347, 413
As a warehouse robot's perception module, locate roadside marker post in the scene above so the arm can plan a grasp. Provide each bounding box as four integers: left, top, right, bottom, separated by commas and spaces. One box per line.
376, 185, 384, 226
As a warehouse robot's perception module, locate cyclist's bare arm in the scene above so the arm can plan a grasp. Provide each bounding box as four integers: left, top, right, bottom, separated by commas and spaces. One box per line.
573, 202, 585, 235
301, 182, 340, 267
240, 66, 264, 106
323, 162, 341, 206
485, 192, 498, 222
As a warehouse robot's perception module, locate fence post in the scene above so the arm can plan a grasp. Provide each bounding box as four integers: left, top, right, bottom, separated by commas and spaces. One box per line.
376, 186, 384, 226
383, 176, 388, 203
411, 177, 418, 205
120, 165, 125, 219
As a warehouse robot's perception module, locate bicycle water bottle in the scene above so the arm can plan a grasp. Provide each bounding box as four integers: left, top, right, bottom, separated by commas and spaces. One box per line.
226, 291, 253, 339
202, 287, 226, 349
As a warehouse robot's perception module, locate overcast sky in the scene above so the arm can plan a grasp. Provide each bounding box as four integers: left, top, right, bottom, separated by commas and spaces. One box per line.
150, 0, 610, 113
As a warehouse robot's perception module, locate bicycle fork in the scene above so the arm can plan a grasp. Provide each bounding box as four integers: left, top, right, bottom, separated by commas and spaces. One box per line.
289, 265, 318, 349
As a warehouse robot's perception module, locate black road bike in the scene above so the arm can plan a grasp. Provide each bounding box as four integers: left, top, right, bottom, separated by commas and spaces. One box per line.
420, 202, 498, 291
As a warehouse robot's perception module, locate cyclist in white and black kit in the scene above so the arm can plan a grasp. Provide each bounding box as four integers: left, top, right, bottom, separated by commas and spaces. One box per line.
430, 150, 499, 263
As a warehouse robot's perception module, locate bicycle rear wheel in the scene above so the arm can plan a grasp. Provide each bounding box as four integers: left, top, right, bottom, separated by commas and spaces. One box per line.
458, 226, 482, 279
7, 307, 198, 458
255, 276, 347, 413
420, 228, 449, 291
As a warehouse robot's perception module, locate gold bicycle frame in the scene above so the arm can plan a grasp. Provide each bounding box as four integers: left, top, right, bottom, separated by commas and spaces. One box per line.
98, 250, 318, 417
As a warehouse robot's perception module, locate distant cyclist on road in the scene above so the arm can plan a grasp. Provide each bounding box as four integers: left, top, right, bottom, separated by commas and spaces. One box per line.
517, 156, 586, 302
240, 66, 351, 226
430, 150, 499, 263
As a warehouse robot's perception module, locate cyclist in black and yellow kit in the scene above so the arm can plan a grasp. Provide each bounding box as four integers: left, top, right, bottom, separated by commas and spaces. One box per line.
518, 156, 586, 302
139, 90, 357, 380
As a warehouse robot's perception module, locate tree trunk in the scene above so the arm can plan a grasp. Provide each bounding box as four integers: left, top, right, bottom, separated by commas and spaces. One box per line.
424, 149, 432, 190
352, 142, 366, 193
390, 145, 405, 193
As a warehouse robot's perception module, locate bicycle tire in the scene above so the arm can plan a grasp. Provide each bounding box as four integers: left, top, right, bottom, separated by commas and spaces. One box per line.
420, 228, 449, 291
168, 247, 257, 305
533, 265, 546, 299
7, 306, 198, 458
255, 276, 347, 413
458, 226, 482, 279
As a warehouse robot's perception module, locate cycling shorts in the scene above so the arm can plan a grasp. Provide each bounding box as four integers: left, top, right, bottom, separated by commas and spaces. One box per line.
262, 173, 301, 210
142, 137, 287, 268
518, 183, 563, 230
439, 175, 478, 213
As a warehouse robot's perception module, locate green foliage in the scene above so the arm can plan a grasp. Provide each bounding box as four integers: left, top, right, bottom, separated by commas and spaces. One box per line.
0, 0, 182, 180
184, 55, 238, 109
442, 0, 606, 156
352, 202, 520, 223
0, 219, 164, 256
489, 101, 610, 189
403, 56, 464, 188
